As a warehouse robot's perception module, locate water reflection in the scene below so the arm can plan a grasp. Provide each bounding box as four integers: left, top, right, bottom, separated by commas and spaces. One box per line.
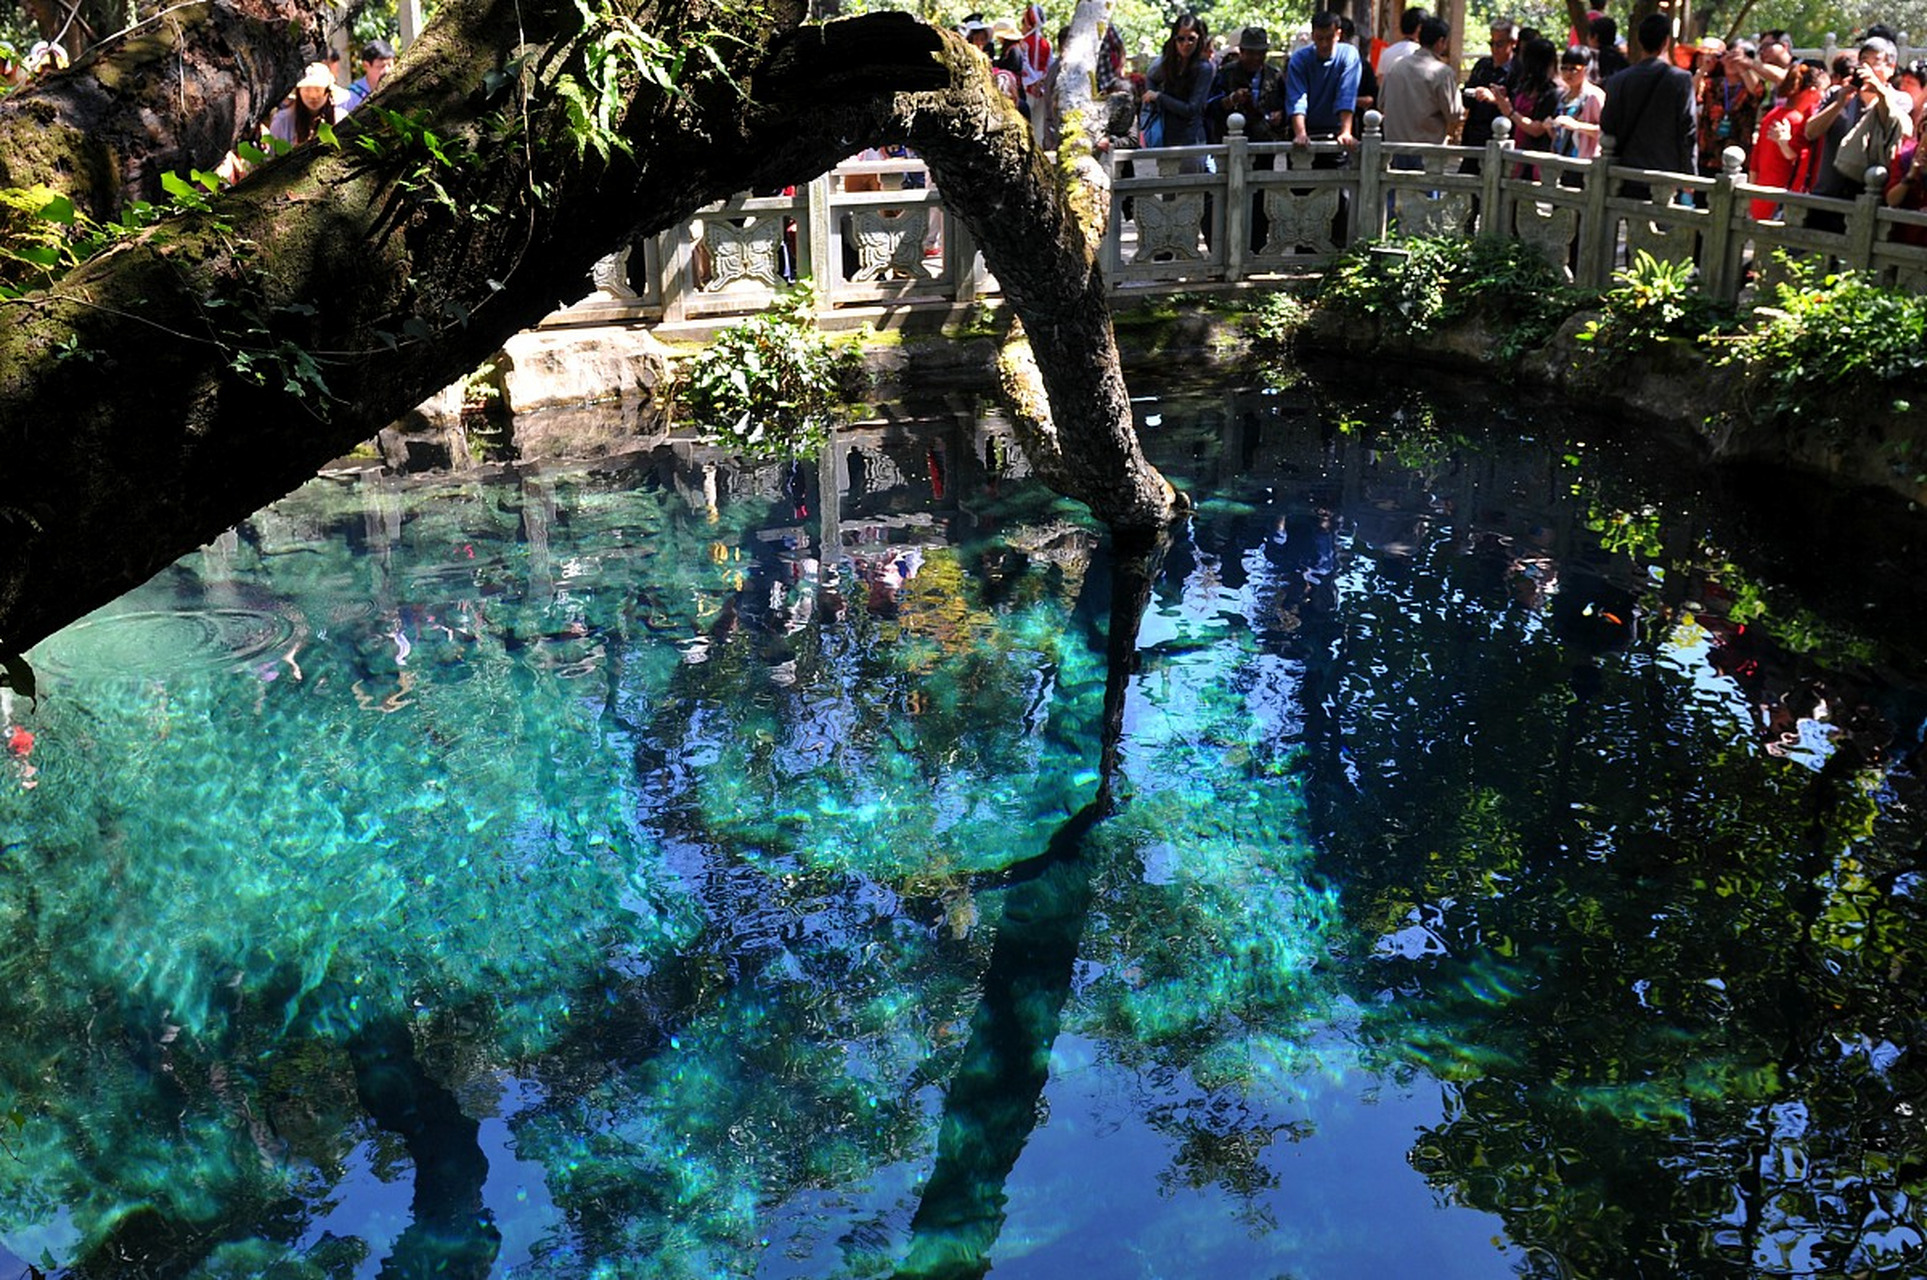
1, 381, 1925, 1278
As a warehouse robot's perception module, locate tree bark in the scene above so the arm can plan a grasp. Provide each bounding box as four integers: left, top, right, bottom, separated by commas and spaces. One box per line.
0, 2, 1175, 659
0, 0, 338, 216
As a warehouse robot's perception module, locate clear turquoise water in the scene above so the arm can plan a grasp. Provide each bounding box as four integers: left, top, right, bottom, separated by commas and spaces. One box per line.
3, 378, 1926, 1278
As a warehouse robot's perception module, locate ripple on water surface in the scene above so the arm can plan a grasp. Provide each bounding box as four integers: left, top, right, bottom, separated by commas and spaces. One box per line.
30, 607, 299, 679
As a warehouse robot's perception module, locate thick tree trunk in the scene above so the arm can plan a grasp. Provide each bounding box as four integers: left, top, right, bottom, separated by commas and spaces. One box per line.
0, 3, 1175, 658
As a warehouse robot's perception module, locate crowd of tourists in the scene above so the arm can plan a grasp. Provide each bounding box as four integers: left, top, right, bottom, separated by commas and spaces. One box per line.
1105, 5, 1924, 226
11, 4, 1923, 227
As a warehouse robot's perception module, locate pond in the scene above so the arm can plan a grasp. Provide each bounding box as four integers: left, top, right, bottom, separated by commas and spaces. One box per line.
4, 370, 1927, 1279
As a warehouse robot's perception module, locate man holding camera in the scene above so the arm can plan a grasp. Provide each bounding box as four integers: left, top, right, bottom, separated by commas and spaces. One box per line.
1214, 26, 1287, 142
1804, 34, 1915, 230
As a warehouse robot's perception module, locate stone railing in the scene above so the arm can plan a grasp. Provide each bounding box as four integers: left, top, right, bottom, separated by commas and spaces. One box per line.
547, 113, 1927, 330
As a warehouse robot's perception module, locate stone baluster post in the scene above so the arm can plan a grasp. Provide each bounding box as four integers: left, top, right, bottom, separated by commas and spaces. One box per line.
1846, 166, 1889, 277
659, 226, 694, 324
1579, 135, 1615, 287
1224, 112, 1249, 282
1480, 116, 1512, 241
1700, 145, 1747, 304
1101, 147, 1125, 297
951, 214, 982, 303
1356, 109, 1385, 243
806, 171, 836, 319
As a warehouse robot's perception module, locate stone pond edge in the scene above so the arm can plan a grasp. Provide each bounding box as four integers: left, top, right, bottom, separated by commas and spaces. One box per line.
361, 300, 1927, 514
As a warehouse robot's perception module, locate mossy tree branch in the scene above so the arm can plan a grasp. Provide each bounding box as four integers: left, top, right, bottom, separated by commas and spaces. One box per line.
0, 4, 1174, 655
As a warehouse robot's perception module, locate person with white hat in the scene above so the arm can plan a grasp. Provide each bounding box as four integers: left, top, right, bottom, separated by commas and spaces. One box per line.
271, 62, 340, 146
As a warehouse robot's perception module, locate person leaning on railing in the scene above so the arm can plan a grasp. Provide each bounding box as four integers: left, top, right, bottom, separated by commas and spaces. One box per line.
1285, 11, 1362, 156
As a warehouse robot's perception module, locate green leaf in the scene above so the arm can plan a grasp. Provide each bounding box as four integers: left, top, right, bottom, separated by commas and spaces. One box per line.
36, 194, 75, 225
316, 120, 340, 150
237, 141, 269, 165
160, 170, 195, 200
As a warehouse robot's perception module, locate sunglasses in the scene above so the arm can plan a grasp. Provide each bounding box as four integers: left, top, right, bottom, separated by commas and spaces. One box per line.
1174, 32, 1199, 43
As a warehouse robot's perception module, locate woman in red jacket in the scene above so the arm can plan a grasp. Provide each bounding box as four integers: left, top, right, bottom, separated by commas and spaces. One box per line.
1748, 61, 1824, 219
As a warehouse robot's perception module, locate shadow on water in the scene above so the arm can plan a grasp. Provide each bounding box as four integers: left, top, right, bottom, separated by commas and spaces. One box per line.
346, 1016, 501, 1279
893, 528, 1166, 1280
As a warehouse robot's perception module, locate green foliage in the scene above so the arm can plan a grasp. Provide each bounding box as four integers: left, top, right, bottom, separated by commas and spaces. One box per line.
554, 0, 743, 162
0, 160, 240, 298
0, 186, 78, 285
678, 283, 864, 461
1585, 499, 1664, 560
337, 106, 482, 219
840, 0, 1172, 65
0, 184, 176, 295
1244, 290, 1312, 350
1699, 0, 1927, 46
1573, 250, 1737, 362
1319, 235, 1577, 353
1715, 254, 1927, 431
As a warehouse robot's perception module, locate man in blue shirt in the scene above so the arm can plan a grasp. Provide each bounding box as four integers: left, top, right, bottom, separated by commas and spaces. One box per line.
1286, 12, 1362, 151
341, 38, 396, 114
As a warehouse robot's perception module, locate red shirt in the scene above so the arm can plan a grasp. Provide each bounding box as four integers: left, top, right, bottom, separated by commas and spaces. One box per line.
1747, 90, 1818, 218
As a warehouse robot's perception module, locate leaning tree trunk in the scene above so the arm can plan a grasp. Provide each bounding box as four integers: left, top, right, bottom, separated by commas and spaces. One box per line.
0, 2, 1176, 658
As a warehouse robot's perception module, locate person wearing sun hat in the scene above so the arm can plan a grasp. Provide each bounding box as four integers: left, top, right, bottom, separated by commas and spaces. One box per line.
958, 13, 993, 53
270, 62, 340, 146
1212, 25, 1284, 141
990, 18, 1032, 111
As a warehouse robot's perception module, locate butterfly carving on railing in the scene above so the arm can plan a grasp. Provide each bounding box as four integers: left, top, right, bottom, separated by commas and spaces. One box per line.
1131, 192, 1209, 263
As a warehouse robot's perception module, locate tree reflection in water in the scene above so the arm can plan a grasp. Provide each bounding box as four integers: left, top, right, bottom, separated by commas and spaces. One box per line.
2, 382, 1927, 1277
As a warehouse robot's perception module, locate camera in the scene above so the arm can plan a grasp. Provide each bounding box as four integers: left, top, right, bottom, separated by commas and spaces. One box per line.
1462, 86, 1480, 105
